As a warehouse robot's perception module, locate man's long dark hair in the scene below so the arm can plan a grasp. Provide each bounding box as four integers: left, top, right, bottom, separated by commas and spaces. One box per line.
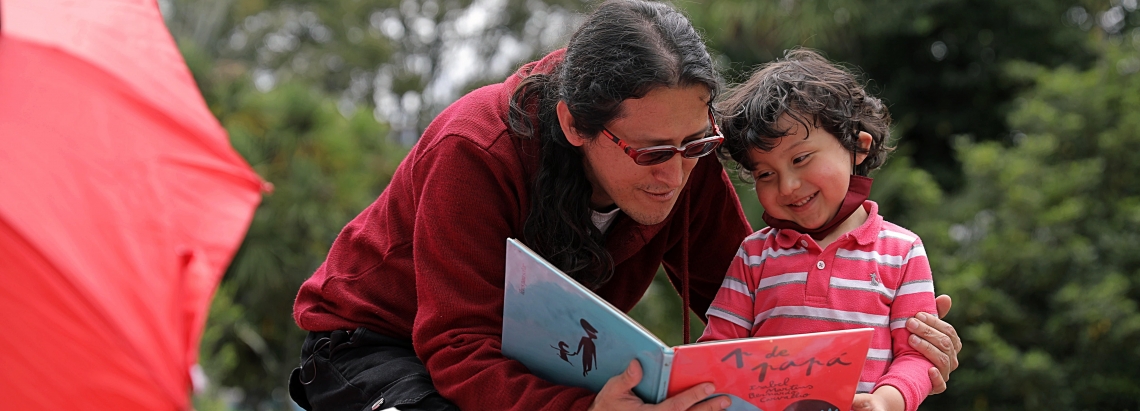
507, 0, 720, 289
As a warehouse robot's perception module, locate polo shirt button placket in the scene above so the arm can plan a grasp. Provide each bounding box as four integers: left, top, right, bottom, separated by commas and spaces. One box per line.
806, 258, 830, 302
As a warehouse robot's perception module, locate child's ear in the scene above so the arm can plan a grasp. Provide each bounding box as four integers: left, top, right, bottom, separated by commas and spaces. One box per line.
557, 101, 587, 147
854, 131, 873, 165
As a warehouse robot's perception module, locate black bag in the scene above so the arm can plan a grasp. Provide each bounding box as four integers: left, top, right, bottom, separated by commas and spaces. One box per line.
289, 327, 461, 411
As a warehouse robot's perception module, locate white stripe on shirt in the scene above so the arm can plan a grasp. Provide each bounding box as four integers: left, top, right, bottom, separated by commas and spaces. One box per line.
836, 249, 905, 268
897, 279, 935, 296
878, 230, 917, 242
889, 317, 909, 330
719, 275, 754, 299
905, 244, 927, 263
866, 348, 893, 362
755, 306, 889, 327
757, 272, 808, 292
746, 229, 772, 242
739, 247, 807, 266
707, 307, 754, 330
830, 277, 894, 299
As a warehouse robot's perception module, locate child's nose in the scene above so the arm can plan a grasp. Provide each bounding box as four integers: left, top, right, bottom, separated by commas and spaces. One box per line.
779, 173, 800, 195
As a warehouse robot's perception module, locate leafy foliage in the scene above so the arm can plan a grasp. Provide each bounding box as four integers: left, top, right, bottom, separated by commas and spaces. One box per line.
686, 0, 1135, 189
912, 38, 1140, 409
164, 0, 584, 144
183, 41, 406, 409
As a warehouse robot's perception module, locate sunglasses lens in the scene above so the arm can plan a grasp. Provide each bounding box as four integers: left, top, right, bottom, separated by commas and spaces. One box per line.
635, 150, 675, 166
682, 140, 720, 158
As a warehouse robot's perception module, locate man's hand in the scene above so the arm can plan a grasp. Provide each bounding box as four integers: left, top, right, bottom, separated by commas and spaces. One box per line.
588, 360, 730, 411
907, 294, 962, 394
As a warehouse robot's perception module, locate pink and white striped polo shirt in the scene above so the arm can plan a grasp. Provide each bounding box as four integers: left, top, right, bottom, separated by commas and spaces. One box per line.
699, 201, 936, 411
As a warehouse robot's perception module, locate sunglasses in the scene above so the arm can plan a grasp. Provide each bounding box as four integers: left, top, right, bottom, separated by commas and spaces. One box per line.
601, 110, 724, 166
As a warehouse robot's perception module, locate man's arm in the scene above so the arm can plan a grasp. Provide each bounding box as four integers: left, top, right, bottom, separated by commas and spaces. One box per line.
409, 135, 596, 410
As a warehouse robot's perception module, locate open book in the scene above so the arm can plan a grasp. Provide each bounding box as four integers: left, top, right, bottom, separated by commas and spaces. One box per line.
501, 238, 873, 411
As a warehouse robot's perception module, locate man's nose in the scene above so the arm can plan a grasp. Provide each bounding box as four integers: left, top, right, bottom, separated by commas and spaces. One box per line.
653, 155, 686, 187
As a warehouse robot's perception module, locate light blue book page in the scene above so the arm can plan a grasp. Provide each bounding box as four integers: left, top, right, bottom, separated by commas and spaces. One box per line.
502, 238, 672, 403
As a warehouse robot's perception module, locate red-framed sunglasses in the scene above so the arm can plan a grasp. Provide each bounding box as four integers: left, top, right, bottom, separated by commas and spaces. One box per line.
601, 109, 724, 166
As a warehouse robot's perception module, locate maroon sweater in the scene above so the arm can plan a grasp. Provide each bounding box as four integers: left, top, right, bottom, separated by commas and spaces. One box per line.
293, 50, 752, 410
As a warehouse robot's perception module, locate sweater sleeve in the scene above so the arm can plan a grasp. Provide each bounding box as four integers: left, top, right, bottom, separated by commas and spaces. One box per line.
662, 157, 753, 321
409, 135, 595, 410
873, 237, 937, 411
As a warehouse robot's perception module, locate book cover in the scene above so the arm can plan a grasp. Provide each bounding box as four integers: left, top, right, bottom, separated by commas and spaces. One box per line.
501, 238, 873, 411
501, 238, 673, 403
668, 330, 874, 411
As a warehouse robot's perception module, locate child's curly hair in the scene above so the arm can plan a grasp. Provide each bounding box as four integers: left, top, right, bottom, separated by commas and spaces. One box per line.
717, 48, 894, 178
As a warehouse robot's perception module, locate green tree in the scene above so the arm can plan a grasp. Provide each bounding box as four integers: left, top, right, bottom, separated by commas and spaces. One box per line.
182, 42, 407, 409
913, 36, 1140, 409
686, 0, 1138, 190
163, 0, 585, 144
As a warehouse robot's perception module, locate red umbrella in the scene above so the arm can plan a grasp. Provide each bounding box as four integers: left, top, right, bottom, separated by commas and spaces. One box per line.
0, 0, 265, 409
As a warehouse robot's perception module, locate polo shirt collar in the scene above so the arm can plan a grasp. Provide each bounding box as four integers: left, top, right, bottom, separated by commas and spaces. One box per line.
772, 200, 882, 248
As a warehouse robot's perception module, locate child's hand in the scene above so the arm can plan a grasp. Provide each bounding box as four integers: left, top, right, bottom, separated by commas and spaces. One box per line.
851, 393, 887, 411
851, 385, 904, 411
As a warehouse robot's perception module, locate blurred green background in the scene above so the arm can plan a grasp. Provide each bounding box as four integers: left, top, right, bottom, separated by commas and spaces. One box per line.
160, 0, 1140, 409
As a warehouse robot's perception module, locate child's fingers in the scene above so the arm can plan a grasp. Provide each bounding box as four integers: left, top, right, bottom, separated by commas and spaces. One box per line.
850, 393, 874, 411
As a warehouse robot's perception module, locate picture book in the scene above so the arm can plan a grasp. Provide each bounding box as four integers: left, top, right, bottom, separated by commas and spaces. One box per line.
501, 238, 875, 411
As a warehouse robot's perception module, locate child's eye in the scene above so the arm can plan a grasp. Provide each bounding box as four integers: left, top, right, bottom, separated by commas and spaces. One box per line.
792, 153, 811, 164
754, 171, 774, 181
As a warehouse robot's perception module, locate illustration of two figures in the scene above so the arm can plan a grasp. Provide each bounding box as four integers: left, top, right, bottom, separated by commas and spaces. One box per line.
552, 318, 598, 376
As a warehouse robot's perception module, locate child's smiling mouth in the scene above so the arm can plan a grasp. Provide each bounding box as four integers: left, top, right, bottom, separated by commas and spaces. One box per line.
789, 192, 818, 208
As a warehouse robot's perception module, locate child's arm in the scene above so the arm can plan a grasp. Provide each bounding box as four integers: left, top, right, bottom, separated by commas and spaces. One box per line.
697, 244, 759, 342
870, 237, 938, 411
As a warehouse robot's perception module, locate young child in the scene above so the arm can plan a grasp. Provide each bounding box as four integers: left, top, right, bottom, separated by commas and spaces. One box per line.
700, 49, 937, 411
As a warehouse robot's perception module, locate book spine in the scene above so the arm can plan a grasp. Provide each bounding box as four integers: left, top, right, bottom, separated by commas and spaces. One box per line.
656, 349, 674, 403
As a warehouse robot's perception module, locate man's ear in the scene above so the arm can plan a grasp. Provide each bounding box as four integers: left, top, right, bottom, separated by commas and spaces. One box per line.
557, 101, 587, 147
854, 131, 873, 165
